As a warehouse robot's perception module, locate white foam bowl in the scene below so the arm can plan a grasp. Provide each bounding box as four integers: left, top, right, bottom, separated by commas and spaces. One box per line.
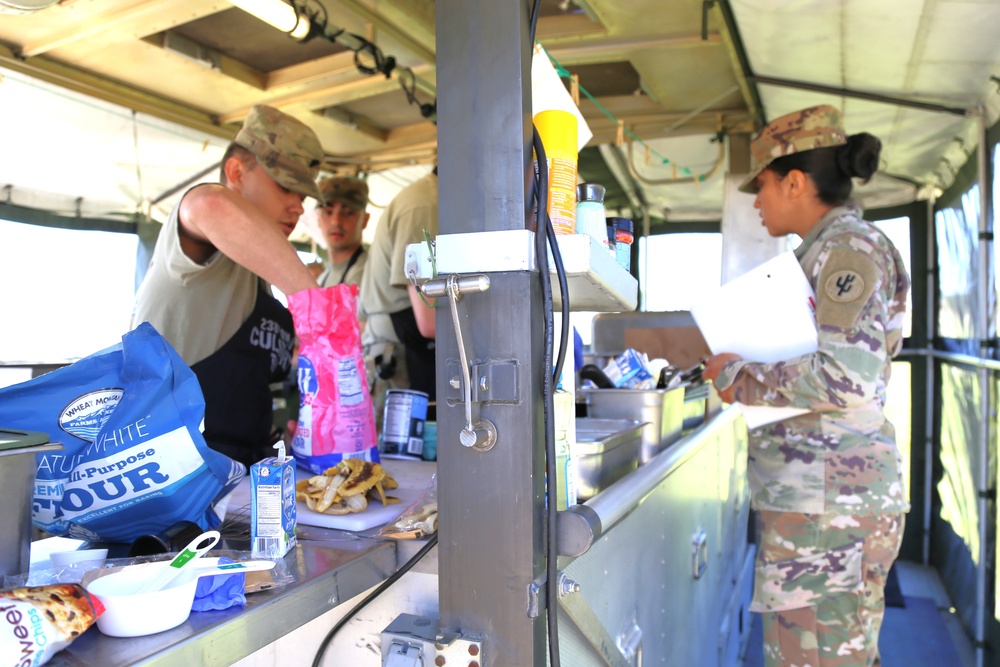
85, 564, 198, 637
50, 548, 108, 569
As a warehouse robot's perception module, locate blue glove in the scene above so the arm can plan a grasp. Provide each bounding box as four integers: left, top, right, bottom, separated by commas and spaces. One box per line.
192, 557, 247, 612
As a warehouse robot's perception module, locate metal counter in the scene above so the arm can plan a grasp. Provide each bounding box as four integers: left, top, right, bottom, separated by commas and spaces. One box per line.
46, 460, 437, 667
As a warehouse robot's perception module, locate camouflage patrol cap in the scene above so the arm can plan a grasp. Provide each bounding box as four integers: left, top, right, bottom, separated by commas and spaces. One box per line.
234, 105, 324, 201
318, 176, 369, 211
739, 105, 848, 194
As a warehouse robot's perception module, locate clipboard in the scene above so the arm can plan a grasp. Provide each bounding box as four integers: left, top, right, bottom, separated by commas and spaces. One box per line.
691, 252, 817, 429
690, 251, 817, 363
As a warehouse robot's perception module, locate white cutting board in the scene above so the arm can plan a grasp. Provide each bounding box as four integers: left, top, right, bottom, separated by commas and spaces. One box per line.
295, 464, 428, 532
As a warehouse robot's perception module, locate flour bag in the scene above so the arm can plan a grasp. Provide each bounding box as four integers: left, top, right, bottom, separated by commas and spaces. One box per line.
0, 323, 244, 543
288, 284, 378, 474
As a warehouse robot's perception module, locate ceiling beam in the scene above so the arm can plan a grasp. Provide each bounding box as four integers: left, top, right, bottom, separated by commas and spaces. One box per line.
19, 0, 230, 58
545, 32, 721, 66
266, 52, 358, 90
535, 13, 606, 42
218, 64, 435, 123
583, 108, 755, 145
0, 43, 233, 140
332, 0, 436, 65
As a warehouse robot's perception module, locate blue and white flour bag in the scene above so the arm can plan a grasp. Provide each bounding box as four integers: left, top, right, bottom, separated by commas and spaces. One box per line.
0, 323, 244, 543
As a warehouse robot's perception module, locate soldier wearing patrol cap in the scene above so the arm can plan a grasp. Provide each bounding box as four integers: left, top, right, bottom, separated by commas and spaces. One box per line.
315, 176, 370, 289
704, 105, 910, 667
133, 104, 326, 468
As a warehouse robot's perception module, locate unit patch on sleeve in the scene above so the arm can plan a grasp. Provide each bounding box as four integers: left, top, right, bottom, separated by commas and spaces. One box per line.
825, 270, 865, 302
815, 246, 880, 330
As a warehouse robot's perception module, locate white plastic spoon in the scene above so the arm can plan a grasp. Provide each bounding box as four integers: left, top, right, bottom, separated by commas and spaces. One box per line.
175, 559, 276, 584
133, 530, 220, 594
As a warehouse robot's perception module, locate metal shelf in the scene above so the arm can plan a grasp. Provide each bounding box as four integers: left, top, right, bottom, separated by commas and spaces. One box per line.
550, 233, 637, 312
418, 230, 638, 313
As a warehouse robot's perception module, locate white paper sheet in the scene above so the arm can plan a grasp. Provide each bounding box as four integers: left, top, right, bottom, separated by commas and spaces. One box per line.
691, 251, 817, 363
691, 251, 817, 428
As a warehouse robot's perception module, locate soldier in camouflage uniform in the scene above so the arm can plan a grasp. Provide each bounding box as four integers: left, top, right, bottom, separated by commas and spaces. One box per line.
703, 105, 910, 667
133, 104, 325, 468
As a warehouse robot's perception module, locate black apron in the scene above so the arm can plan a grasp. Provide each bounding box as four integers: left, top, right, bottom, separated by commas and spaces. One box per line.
389, 307, 436, 400
191, 281, 294, 469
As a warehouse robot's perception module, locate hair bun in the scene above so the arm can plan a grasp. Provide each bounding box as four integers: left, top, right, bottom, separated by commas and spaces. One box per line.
836, 133, 882, 182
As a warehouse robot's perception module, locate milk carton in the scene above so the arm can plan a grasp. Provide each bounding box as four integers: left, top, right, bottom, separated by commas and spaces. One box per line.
250, 442, 297, 559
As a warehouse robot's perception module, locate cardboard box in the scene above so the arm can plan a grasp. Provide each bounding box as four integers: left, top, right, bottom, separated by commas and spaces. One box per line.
250, 444, 297, 560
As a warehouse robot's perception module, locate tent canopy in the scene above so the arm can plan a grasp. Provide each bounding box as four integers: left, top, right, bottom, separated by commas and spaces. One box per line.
1, 0, 999, 230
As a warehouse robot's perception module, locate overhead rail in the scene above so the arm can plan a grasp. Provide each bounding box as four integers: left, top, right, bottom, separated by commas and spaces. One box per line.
747, 74, 969, 117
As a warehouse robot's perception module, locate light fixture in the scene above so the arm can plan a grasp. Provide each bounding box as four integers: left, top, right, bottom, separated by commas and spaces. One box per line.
228, 0, 311, 40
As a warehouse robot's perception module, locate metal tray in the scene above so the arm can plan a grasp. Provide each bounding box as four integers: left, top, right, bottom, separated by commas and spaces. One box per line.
572, 418, 644, 502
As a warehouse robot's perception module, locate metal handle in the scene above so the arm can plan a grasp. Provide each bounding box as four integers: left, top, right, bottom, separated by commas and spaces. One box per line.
420, 274, 494, 450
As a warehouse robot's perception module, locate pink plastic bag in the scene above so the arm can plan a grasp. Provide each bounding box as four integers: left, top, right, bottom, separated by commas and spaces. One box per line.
288, 285, 378, 474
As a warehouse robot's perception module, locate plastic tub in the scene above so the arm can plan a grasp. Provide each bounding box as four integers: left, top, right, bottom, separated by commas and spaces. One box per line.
85, 564, 199, 637
572, 418, 644, 502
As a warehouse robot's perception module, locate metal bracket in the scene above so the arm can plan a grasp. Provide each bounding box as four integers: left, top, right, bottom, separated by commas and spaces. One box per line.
446, 361, 520, 404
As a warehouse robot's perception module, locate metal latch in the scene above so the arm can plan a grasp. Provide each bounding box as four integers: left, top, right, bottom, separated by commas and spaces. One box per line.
421, 274, 496, 451
691, 528, 708, 580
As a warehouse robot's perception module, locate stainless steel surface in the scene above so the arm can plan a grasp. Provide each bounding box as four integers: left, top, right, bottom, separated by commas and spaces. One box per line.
573, 418, 643, 502
556, 406, 751, 666
50, 539, 397, 667
559, 405, 745, 558
581, 386, 685, 463
435, 2, 546, 664
0, 436, 62, 579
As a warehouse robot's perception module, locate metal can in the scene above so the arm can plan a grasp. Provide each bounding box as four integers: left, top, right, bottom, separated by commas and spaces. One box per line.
381, 389, 429, 458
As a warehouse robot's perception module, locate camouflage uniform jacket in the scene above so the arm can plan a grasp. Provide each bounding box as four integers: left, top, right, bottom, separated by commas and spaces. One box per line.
716, 204, 911, 516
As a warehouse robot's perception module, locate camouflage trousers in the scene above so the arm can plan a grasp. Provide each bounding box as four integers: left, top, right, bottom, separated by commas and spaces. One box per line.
754, 510, 905, 667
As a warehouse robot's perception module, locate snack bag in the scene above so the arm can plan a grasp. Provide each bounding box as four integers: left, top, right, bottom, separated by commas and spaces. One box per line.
0, 323, 244, 543
0, 583, 104, 666
288, 285, 378, 474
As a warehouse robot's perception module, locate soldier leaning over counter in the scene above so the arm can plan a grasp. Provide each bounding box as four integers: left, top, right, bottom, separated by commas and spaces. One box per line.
132, 105, 326, 470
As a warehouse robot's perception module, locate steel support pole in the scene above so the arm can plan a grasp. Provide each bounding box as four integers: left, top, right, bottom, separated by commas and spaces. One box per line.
973, 108, 990, 667
435, 2, 547, 665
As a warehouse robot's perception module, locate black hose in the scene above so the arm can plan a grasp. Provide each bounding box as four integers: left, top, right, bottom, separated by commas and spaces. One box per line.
529, 0, 541, 45
547, 214, 570, 385
532, 122, 561, 667
310, 534, 439, 667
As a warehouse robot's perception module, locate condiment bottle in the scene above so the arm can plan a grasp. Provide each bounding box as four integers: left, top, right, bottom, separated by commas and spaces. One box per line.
533, 110, 578, 235
607, 217, 634, 272
575, 183, 610, 252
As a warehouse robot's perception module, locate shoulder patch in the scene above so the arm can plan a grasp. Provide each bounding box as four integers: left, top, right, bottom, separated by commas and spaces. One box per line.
815, 246, 881, 330
824, 270, 865, 302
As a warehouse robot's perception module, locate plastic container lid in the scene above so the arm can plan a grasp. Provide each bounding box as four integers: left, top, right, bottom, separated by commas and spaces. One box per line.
533, 110, 578, 159
607, 217, 634, 234
576, 183, 606, 203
